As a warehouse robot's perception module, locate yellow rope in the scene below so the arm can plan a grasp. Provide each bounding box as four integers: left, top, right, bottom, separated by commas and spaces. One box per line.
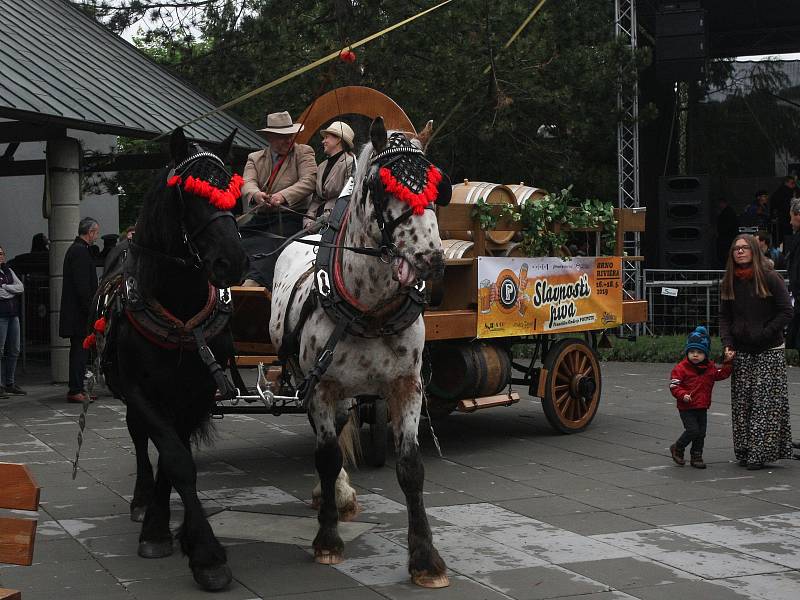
155, 0, 455, 141
431, 0, 549, 144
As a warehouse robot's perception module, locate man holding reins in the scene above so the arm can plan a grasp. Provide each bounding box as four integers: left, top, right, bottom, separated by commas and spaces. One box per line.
239, 111, 317, 288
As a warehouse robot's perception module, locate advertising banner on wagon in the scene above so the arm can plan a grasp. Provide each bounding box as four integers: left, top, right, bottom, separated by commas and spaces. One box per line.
476, 256, 623, 339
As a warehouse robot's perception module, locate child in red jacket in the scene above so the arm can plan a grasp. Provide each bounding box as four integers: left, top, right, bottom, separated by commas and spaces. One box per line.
669, 326, 734, 468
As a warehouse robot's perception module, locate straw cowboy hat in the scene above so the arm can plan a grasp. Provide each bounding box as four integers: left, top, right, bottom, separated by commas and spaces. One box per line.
258, 111, 304, 135
320, 121, 355, 149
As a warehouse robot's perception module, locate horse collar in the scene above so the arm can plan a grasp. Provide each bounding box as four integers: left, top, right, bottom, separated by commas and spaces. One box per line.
122, 273, 233, 350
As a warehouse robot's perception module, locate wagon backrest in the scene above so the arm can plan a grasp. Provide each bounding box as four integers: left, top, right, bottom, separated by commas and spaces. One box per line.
0, 462, 40, 571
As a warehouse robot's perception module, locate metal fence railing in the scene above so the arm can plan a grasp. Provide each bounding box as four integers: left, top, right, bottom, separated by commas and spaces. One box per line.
19, 273, 50, 370
643, 268, 789, 337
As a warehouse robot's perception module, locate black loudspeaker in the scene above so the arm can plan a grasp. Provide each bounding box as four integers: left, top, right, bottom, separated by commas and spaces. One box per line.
658, 175, 714, 269
655, 2, 707, 83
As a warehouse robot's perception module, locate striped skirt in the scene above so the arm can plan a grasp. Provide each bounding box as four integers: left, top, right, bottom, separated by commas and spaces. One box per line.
731, 349, 793, 465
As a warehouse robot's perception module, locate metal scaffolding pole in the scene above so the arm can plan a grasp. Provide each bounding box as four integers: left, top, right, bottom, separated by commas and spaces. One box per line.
615, 0, 644, 336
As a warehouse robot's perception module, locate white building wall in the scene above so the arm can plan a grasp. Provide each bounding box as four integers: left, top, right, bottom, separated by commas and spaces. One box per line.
0, 129, 119, 260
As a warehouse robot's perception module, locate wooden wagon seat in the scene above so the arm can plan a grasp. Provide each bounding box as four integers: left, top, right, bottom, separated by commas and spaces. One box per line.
0, 462, 41, 600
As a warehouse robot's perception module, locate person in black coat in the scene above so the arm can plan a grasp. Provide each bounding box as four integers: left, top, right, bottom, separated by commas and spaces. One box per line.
59, 217, 100, 403
770, 176, 796, 245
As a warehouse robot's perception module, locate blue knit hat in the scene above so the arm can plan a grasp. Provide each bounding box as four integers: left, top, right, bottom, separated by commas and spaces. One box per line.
685, 326, 710, 357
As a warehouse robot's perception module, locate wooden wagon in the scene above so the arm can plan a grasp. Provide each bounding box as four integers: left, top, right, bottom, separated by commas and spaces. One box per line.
217, 87, 647, 465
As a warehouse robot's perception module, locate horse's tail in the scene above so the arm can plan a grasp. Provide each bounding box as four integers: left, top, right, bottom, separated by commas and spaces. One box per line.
338, 407, 361, 467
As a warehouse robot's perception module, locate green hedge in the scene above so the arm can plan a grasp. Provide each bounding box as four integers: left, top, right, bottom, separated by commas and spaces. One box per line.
597, 335, 800, 365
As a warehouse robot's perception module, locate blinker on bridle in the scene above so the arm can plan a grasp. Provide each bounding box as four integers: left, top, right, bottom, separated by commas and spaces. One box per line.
363, 134, 451, 259
131, 149, 243, 269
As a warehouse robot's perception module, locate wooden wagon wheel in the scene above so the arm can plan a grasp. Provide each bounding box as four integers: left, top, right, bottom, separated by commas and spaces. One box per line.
541, 338, 601, 433
295, 86, 417, 145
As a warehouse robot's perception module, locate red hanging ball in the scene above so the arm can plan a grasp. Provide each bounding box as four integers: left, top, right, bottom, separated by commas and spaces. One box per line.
339, 49, 356, 63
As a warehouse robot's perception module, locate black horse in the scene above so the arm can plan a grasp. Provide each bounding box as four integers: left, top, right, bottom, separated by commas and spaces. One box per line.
96, 128, 247, 591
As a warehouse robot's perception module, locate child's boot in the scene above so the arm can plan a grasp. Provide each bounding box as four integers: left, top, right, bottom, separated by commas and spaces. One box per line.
690, 453, 706, 469
670, 443, 685, 466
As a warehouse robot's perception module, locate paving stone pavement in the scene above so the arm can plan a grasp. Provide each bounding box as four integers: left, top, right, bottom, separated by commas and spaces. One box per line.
1, 361, 800, 599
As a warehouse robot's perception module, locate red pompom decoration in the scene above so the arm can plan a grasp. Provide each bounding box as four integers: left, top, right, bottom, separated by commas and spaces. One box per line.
178, 173, 243, 210
339, 49, 356, 63
82, 333, 97, 350
94, 316, 107, 334
379, 165, 441, 215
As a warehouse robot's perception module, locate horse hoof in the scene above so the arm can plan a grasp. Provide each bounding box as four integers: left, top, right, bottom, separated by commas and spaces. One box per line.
314, 550, 344, 565
193, 564, 232, 591
138, 539, 173, 558
412, 573, 450, 588
130, 505, 147, 522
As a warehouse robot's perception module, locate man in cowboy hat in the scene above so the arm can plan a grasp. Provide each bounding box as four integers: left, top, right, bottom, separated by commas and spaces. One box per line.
239, 111, 317, 288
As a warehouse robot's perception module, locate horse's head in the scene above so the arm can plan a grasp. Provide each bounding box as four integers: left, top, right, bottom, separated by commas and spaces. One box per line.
354, 118, 450, 286
164, 128, 248, 288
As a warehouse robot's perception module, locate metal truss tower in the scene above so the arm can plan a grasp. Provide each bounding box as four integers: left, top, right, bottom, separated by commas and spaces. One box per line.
615, 0, 643, 335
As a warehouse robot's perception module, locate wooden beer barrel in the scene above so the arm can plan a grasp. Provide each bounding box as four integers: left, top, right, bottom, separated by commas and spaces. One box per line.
441, 239, 475, 260
507, 183, 547, 206
442, 181, 518, 245
427, 342, 512, 400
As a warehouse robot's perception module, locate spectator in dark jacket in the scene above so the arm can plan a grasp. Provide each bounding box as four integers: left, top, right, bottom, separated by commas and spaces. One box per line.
720, 234, 794, 470
59, 217, 99, 403
783, 200, 800, 457
770, 176, 796, 244
0, 244, 25, 398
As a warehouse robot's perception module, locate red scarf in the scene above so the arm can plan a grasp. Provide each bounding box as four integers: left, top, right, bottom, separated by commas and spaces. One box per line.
734, 266, 754, 280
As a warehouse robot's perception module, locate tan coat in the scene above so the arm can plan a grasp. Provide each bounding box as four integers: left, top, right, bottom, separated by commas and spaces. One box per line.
305, 152, 355, 226
241, 143, 317, 212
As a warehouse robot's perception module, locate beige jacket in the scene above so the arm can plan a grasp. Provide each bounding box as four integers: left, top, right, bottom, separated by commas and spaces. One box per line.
241, 143, 317, 212
305, 152, 355, 225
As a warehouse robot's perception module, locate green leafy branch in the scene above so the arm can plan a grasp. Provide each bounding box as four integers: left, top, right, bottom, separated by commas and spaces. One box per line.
471, 187, 618, 257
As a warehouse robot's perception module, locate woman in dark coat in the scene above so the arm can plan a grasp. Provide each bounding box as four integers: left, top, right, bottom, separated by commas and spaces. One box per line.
720, 234, 794, 469
59, 218, 99, 402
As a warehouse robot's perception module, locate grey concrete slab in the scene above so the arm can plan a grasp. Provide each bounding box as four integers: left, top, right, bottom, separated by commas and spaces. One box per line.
234, 561, 363, 597
473, 565, 609, 599
561, 556, 700, 589
613, 504, 727, 527
619, 580, 753, 600
539, 511, 651, 535
562, 488, 670, 511
498, 495, 600, 518
718, 571, 800, 600
3, 360, 800, 599
682, 496, 793, 519
375, 575, 517, 600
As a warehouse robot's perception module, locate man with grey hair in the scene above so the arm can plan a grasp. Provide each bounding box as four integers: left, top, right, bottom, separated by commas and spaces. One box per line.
59, 217, 100, 403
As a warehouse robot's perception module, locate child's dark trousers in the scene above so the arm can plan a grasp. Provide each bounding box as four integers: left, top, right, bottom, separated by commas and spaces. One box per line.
676, 408, 707, 455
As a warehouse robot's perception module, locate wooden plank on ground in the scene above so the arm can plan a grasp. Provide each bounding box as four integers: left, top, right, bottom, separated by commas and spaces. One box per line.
0, 588, 21, 600
0, 464, 40, 511
0, 517, 36, 566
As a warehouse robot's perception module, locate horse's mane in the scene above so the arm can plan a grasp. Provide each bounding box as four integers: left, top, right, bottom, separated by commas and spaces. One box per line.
351, 140, 376, 207
132, 166, 186, 293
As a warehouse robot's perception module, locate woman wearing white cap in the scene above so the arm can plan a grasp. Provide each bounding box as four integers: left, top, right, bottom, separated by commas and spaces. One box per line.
304, 121, 356, 230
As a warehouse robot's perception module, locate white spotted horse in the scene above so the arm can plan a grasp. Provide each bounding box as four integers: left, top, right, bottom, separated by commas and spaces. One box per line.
269, 117, 451, 587
89, 128, 248, 591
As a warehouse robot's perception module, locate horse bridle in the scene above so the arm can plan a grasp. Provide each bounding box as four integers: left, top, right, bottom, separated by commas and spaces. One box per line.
131, 148, 238, 269
362, 140, 451, 261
